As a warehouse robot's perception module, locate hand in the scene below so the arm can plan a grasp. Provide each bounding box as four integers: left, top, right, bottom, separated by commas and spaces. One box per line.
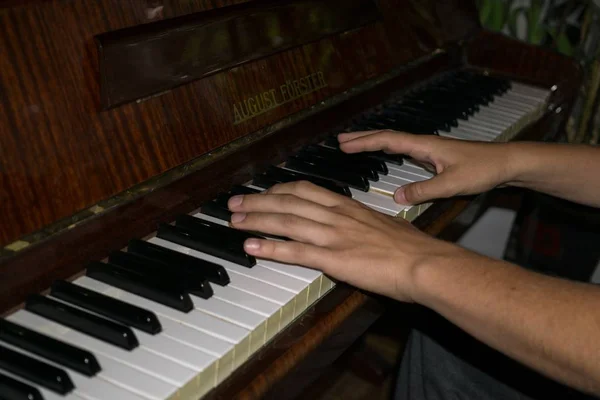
338, 130, 516, 205
228, 181, 462, 302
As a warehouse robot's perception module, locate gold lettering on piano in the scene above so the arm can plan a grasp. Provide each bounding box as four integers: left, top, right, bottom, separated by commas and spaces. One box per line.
233, 71, 327, 125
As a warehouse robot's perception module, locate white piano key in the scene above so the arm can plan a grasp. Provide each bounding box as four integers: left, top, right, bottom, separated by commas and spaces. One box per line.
468, 116, 511, 131
349, 188, 405, 214
19, 310, 196, 387
211, 285, 281, 342
385, 169, 426, 183
377, 174, 413, 189
135, 329, 216, 371
149, 238, 299, 304
7, 310, 178, 400
461, 120, 503, 136
148, 316, 233, 385
449, 127, 496, 141
364, 202, 397, 215
211, 285, 280, 317
393, 161, 434, 178
473, 110, 516, 125
148, 238, 305, 292
478, 106, 521, 120
193, 212, 231, 226
72, 276, 248, 344
189, 294, 265, 331
158, 234, 320, 317
134, 331, 219, 397
256, 258, 322, 284
188, 293, 268, 354
46, 293, 221, 399
153, 314, 233, 357
148, 238, 299, 329
0, 340, 147, 400
72, 277, 246, 381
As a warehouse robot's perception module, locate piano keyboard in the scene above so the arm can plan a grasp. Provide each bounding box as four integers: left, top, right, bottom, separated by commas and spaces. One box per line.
0, 71, 551, 400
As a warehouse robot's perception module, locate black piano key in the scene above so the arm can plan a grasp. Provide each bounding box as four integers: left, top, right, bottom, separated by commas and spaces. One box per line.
0, 372, 44, 400
108, 251, 214, 299
302, 144, 388, 174
213, 192, 235, 209
0, 319, 101, 377
86, 261, 195, 312
323, 136, 404, 166
201, 200, 233, 222
229, 185, 261, 195
252, 169, 352, 197
127, 239, 230, 286
50, 280, 162, 334
355, 116, 436, 135
25, 295, 139, 351
367, 151, 404, 166
382, 106, 455, 130
249, 173, 275, 190
176, 214, 263, 242
158, 222, 255, 268
285, 156, 370, 191
294, 151, 379, 181
0, 343, 74, 395
258, 165, 352, 197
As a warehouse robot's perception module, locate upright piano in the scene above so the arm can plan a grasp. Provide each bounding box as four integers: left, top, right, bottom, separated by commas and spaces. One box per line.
0, 0, 582, 399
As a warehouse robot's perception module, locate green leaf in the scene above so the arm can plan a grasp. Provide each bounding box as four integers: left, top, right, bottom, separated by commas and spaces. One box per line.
479, 0, 493, 26
489, 0, 509, 31
527, 0, 545, 44
556, 31, 574, 56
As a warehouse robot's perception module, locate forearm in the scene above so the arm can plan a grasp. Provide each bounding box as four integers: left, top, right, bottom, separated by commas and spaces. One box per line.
507, 142, 600, 207
413, 249, 600, 396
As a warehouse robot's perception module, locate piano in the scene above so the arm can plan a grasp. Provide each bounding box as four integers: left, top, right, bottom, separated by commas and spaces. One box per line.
0, 0, 582, 399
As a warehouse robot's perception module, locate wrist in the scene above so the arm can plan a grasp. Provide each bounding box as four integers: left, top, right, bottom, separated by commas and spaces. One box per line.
409, 241, 465, 306
503, 141, 545, 188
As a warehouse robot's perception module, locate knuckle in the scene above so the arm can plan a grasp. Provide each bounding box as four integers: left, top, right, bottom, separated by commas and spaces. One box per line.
260, 241, 276, 258
295, 180, 314, 192
280, 214, 299, 229
279, 194, 297, 207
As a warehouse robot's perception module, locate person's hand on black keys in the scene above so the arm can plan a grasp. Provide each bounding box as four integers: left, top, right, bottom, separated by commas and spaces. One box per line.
338, 130, 515, 205
227, 181, 467, 303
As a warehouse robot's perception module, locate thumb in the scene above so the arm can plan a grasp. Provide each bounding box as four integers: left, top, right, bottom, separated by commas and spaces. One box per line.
394, 172, 457, 205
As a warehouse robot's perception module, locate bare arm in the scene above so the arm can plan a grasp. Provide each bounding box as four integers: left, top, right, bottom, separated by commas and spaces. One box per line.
415, 247, 600, 396
226, 131, 600, 396
508, 141, 600, 207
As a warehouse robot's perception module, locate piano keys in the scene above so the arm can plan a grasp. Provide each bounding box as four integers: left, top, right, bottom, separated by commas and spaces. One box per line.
0, 69, 554, 399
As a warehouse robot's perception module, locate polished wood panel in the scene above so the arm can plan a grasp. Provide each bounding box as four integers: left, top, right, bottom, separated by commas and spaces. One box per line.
0, 51, 455, 317
97, 0, 381, 108
465, 30, 583, 107
0, 0, 478, 248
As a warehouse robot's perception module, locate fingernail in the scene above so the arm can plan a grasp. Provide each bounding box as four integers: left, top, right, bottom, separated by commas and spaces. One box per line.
394, 187, 408, 204
244, 238, 261, 251
228, 195, 243, 208
230, 212, 246, 223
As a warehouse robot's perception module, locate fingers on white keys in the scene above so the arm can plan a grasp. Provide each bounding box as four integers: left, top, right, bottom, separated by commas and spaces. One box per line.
243, 238, 333, 273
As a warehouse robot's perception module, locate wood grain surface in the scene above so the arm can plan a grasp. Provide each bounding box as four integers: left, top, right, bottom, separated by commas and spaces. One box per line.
0, 0, 479, 247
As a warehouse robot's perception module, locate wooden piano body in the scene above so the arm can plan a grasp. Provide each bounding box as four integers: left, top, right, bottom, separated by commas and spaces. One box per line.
0, 0, 582, 399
